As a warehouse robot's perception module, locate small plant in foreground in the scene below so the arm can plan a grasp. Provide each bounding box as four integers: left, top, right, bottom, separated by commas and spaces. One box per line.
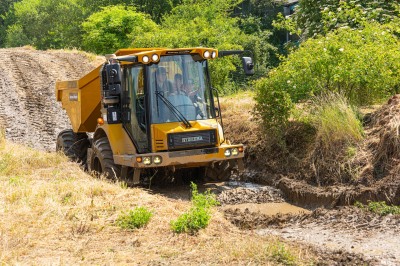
171, 183, 218, 234
116, 206, 153, 230
355, 201, 400, 216
270, 242, 296, 266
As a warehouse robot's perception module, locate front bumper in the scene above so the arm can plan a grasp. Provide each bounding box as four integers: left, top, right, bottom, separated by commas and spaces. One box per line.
113, 144, 244, 169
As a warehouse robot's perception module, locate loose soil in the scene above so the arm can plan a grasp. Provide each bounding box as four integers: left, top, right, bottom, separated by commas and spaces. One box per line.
1, 47, 399, 265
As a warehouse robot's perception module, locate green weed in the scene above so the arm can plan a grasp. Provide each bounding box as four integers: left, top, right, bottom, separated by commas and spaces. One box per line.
171, 183, 218, 234
270, 242, 297, 266
355, 201, 400, 216
116, 206, 153, 230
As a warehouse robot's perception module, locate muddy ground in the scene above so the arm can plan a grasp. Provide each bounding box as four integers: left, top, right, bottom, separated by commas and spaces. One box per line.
1, 47, 399, 265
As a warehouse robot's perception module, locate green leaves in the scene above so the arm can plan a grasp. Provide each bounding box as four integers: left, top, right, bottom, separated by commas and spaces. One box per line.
280, 0, 400, 40
116, 206, 153, 230
255, 22, 400, 133
170, 183, 218, 234
82, 5, 157, 54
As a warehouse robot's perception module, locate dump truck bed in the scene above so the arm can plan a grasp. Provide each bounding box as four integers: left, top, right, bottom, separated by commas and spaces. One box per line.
55, 65, 102, 132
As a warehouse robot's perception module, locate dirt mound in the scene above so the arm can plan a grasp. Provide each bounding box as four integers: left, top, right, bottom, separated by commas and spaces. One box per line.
354, 95, 400, 182
0, 47, 104, 151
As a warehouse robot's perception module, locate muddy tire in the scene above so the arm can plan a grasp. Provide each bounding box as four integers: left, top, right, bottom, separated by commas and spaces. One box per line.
90, 137, 121, 179
205, 161, 232, 182
56, 129, 90, 165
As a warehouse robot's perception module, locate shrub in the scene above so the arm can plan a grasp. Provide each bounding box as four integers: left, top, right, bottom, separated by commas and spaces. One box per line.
116, 206, 153, 230
255, 22, 400, 131
171, 183, 218, 234
82, 5, 158, 55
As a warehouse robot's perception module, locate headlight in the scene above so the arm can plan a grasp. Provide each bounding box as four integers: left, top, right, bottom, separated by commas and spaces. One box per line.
231, 148, 239, 156
211, 51, 217, 58
143, 156, 152, 165
142, 55, 150, 63
203, 51, 210, 58
152, 54, 159, 62
153, 156, 162, 164
224, 149, 231, 157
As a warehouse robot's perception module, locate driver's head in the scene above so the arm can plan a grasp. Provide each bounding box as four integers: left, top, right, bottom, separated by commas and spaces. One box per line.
174, 73, 183, 88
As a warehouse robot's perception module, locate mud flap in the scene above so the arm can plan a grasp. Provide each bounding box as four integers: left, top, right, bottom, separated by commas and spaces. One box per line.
237, 158, 244, 171
205, 160, 232, 182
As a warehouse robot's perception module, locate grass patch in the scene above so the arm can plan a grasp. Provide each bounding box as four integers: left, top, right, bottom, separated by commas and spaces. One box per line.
171, 183, 218, 234
355, 201, 400, 216
306, 92, 364, 148
116, 207, 153, 230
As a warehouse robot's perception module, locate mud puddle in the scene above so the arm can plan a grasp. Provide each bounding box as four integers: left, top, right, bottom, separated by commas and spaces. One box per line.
221, 202, 310, 216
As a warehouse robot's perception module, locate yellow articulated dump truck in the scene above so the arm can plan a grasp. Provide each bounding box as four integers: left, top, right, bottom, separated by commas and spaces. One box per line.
55, 47, 254, 184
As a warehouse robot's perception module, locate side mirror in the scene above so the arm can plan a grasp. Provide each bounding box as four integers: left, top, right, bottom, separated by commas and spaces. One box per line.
241, 57, 254, 76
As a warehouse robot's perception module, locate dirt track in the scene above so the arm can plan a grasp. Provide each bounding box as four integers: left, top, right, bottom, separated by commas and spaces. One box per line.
1, 48, 399, 265
0, 47, 103, 150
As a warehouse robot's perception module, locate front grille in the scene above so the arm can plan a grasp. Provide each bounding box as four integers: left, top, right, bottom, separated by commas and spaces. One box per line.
155, 139, 164, 149
168, 130, 217, 150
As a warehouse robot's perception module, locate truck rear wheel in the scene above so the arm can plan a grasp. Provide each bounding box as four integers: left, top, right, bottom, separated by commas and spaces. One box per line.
90, 137, 121, 179
56, 129, 90, 165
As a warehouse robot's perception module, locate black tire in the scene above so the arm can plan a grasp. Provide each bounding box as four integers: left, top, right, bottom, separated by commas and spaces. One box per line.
90, 137, 121, 179
56, 129, 90, 165
205, 160, 232, 182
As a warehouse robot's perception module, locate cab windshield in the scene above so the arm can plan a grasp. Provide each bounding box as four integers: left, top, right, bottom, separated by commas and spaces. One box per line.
148, 54, 215, 124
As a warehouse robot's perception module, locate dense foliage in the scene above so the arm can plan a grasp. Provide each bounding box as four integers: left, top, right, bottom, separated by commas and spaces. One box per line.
255, 22, 400, 129
82, 5, 157, 54
5, 0, 84, 49
0, 0, 280, 94
276, 0, 400, 40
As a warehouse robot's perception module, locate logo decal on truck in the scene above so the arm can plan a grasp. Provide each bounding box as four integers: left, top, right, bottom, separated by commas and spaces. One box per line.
69, 93, 78, 101
182, 136, 203, 143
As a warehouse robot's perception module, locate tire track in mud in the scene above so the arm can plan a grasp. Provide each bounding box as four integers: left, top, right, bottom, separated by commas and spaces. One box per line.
0, 48, 103, 151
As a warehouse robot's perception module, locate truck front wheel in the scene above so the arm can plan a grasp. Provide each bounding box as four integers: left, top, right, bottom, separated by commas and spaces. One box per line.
90, 137, 121, 179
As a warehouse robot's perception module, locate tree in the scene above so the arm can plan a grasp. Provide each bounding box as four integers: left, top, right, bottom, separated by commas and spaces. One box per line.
79, 0, 182, 23
132, 0, 263, 93
5, 0, 84, 49
0, 0, 19, 47
82, 5, 158, 54
275, 0, 400, 40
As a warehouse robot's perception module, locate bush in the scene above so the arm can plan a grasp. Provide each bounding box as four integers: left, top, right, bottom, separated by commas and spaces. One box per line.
171, 183, 218, 234
82, 5, 158, 55
116, 206, 153, 230
255, 22, 400, 130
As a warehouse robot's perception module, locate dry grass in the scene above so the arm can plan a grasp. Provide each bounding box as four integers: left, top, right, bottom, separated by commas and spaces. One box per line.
219, 90, 260, 146
0, 138, 317, 264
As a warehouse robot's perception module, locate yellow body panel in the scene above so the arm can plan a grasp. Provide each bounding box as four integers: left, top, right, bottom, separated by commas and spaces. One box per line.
55, 65, 102, 132
98, 124, 137, 155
